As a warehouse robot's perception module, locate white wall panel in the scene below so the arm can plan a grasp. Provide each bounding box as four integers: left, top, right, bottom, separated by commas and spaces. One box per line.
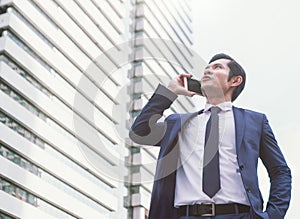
0, 122, 118, 210
10, 0, 122, 86
0, 157, 109, 219
92, 0, 124, 31
144, 0, 193, 52
58, 0, 119, 49
161, 0, 193, 38
0, 191, 57, 219
5, 10, 120, 100
0, 67, 120, 168
0, 37, 121, 147
0, 88, 120, 171
64, 0, 121, 39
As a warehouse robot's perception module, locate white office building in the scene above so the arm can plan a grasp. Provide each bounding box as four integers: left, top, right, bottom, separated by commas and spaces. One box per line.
0, 0, 194, 218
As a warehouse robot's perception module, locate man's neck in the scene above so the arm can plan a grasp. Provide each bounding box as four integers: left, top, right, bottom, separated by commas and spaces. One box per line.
206, 96, 232, 105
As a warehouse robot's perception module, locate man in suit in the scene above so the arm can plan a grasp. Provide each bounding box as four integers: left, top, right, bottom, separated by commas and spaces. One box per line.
129, 54, 291, 219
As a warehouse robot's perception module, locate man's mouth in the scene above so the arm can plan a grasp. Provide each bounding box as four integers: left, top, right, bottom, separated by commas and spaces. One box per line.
201, 76, 211, 81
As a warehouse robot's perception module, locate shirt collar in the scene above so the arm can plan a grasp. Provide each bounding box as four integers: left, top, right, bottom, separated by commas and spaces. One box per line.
204, 101, 233, 113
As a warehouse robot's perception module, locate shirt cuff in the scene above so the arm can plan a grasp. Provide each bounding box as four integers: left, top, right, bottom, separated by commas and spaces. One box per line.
155, 84, 178, 102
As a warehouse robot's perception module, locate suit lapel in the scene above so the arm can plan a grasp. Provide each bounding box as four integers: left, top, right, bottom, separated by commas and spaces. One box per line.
181, 110, 204, 127
181, 111, 202, 124
233, 107, 245, 155
168, 111, 200, 143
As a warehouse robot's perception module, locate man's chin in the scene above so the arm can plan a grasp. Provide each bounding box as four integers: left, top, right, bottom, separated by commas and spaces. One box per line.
202, 86, 225, 98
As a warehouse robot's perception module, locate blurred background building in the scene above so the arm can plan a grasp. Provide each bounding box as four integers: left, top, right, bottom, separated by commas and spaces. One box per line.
0, 0, 195, 218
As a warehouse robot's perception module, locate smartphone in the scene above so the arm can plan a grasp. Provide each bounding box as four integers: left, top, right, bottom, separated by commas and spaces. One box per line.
184, 77, 202, 95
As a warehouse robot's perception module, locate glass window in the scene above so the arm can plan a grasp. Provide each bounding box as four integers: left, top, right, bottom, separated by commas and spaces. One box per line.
0, 177, 76, 218
0, 83, 10, 95
6, 151, 14, 160
6, 31, 52, 72
20, 159, 27, 169
0, 81, 47, 122
0, 114, 6, 123
28, 193, 38, 206
0, 211, 16, 219
16, 187, 27, 201
0, 55, 51, 97
0, 111, 45, 148
3, 184, 15, 196
13, 156, 21, 165
0, 143, 111, 214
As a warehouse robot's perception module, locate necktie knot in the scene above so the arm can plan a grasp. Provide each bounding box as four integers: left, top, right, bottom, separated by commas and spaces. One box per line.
210, 106, 221, 115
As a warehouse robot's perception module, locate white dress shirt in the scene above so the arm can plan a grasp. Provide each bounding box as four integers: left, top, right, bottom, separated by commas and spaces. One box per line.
174, 102, 250, 207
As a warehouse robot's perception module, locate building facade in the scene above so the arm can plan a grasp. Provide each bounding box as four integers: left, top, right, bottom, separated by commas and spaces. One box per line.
126, 0, 195, 218
0, 0, 194, 218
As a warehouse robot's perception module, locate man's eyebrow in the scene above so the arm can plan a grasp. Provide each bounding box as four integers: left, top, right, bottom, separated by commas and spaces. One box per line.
205, 63, 224, 69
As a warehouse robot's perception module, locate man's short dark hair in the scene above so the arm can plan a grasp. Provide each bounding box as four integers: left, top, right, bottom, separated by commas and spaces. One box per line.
209, 53, 246, 101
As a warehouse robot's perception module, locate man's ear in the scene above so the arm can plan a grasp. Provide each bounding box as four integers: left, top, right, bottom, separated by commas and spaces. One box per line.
231, 76, 243, 87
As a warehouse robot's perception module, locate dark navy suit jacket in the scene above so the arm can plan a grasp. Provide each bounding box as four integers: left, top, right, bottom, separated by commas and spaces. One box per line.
129, 84, 291, 219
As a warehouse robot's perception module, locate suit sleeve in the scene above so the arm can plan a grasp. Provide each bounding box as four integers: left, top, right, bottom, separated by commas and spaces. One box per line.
259, 114, 292, 219
129, 84, 177, 146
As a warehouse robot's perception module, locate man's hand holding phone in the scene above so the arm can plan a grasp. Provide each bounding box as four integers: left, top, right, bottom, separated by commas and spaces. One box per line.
183, 77, 203, 96
167, 73, 202, 97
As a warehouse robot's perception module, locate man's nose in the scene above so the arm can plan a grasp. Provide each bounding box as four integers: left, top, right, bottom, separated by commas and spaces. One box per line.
204, 69, 212, 75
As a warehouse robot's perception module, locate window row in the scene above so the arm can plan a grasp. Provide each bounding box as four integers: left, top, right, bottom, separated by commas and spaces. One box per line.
0, 82, 47, 121
1, 177, 38, 207
0, 111, 45, 148
2, 21, 120, 146
0, 211, 15, 219
0, 55, 52, 97
6, 31, 52, 72
0, 143, 111, 214
10, 7, 55, 49
0, 66, 118, 180
0, 110, 114, 190
0, 177, 77, 219
0, 78, 75, 144
0, 144, 41, 176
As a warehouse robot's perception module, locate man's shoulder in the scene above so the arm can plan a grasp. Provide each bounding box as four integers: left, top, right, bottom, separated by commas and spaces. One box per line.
166, 111, 198, 122
233, 106, 266, 117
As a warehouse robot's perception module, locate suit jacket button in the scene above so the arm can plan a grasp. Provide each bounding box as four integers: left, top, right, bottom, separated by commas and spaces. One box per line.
246, 188, 251, 193
239, 165, 244, 170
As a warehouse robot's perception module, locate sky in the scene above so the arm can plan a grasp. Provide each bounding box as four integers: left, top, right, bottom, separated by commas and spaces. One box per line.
191, 0, 300, 218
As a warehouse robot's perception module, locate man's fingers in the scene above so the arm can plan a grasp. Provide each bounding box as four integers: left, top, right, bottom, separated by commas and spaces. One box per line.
189, 91, 196, 97
176, 86, 196, 97
178, 73, 193, 86
167, 73, 194, 96
178, 73, 193, 79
